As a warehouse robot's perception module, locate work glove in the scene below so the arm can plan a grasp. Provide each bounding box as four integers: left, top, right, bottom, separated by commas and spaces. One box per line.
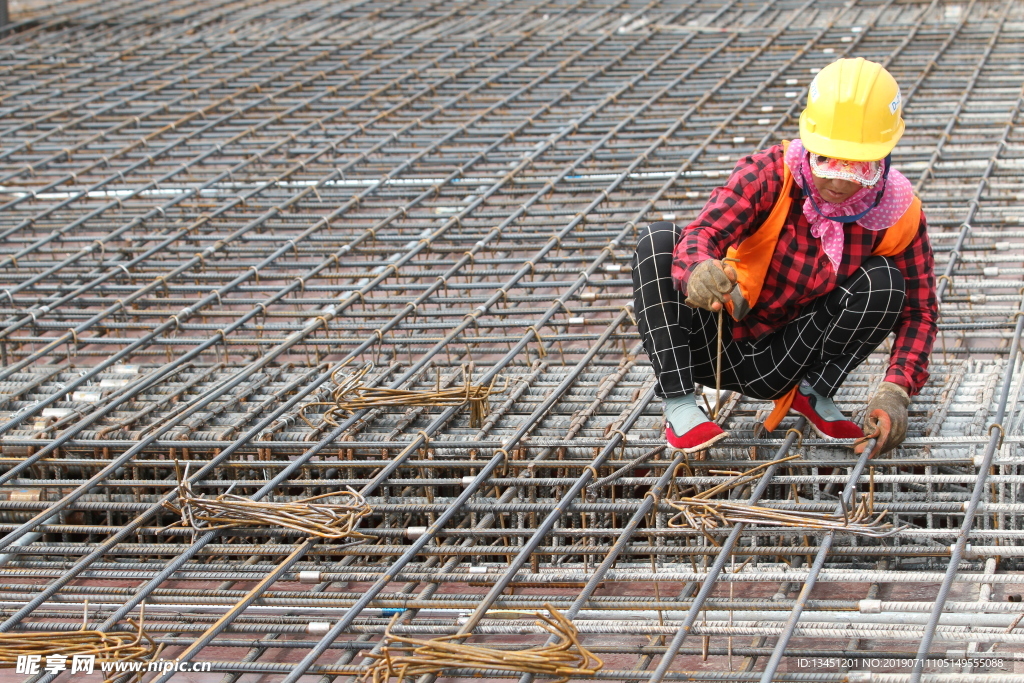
684, 259, 737, 312
862, 381, 910, 454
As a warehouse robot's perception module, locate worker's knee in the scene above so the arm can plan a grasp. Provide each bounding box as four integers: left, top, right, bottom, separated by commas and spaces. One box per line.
862, 255, 905, 290
847, 256, 905, 314
634, 221, 680, 261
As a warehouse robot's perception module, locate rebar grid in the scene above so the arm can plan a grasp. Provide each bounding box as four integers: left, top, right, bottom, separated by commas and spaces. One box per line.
0, 0, 1022, 680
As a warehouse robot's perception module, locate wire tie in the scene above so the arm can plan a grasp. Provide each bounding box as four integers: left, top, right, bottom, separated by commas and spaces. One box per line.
526, 326, 547, 357
784, 428, 804, 449
988, 423, 1005, 451
608, 428, 628, 443
643, 490, 661, 506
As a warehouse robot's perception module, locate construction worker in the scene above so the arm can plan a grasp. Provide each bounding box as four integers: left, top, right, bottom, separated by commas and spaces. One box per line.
632, 57, 936, 454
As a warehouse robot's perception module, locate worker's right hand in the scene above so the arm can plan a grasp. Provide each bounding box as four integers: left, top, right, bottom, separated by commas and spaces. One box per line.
684, 259, 738, 312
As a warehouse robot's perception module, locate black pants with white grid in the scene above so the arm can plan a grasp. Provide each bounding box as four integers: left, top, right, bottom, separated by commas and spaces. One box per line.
632, 221, 905, 400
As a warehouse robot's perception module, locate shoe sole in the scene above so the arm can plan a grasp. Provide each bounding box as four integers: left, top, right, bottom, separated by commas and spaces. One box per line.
667, 429, 730, 454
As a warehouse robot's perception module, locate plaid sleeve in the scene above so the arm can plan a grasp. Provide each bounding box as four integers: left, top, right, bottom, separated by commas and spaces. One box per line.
670, 146, 784, 292
885, 213, 937, 395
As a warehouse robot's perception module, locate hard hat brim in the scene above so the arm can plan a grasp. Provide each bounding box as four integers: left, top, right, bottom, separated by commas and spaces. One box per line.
799, 113, 905, 162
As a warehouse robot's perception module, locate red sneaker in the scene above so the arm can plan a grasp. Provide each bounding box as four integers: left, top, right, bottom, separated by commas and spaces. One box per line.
666, 421, 728, 453
790, 386, 862, 440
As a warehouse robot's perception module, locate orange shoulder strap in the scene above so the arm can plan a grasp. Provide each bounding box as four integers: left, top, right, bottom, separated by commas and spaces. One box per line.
724, 140, 794, 322
763, 386, 798, 434
872, 196, 921, 257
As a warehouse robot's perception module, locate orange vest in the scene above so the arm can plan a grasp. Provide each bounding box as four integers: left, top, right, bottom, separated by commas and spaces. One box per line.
724, 141, 922, 433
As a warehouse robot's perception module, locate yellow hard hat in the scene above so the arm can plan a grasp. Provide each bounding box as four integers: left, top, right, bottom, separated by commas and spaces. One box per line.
798, 57, 904, 162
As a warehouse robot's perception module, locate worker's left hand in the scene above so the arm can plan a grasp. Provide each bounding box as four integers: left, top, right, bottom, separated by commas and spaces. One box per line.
863, 381, 910, 453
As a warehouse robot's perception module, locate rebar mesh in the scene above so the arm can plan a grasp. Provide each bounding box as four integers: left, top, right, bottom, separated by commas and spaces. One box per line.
0, 0, 1022, 680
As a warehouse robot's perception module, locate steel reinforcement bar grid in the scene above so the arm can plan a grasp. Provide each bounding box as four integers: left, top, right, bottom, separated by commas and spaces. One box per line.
0, 0, 1022, 681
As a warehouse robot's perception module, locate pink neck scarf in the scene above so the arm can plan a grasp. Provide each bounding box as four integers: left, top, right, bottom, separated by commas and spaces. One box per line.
784, 139, 914, 268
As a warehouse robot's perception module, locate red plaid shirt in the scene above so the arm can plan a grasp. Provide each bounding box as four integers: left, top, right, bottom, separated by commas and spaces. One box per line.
672, 144, 936, 395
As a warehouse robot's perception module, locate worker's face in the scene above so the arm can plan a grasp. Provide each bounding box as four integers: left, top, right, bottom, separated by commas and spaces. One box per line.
810, 172, 862, 204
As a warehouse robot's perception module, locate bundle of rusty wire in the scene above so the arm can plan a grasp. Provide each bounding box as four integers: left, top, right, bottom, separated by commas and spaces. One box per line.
667, 497, 897, 538
362, 605, 602, 683
667, 456, 901, 538
162, 468, 372, 539
299, 363, 505, 429
0, 610, 158, 675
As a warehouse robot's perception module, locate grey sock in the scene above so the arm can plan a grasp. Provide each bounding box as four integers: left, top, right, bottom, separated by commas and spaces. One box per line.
799, 380, 847, 422
664, 393, 711, 435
